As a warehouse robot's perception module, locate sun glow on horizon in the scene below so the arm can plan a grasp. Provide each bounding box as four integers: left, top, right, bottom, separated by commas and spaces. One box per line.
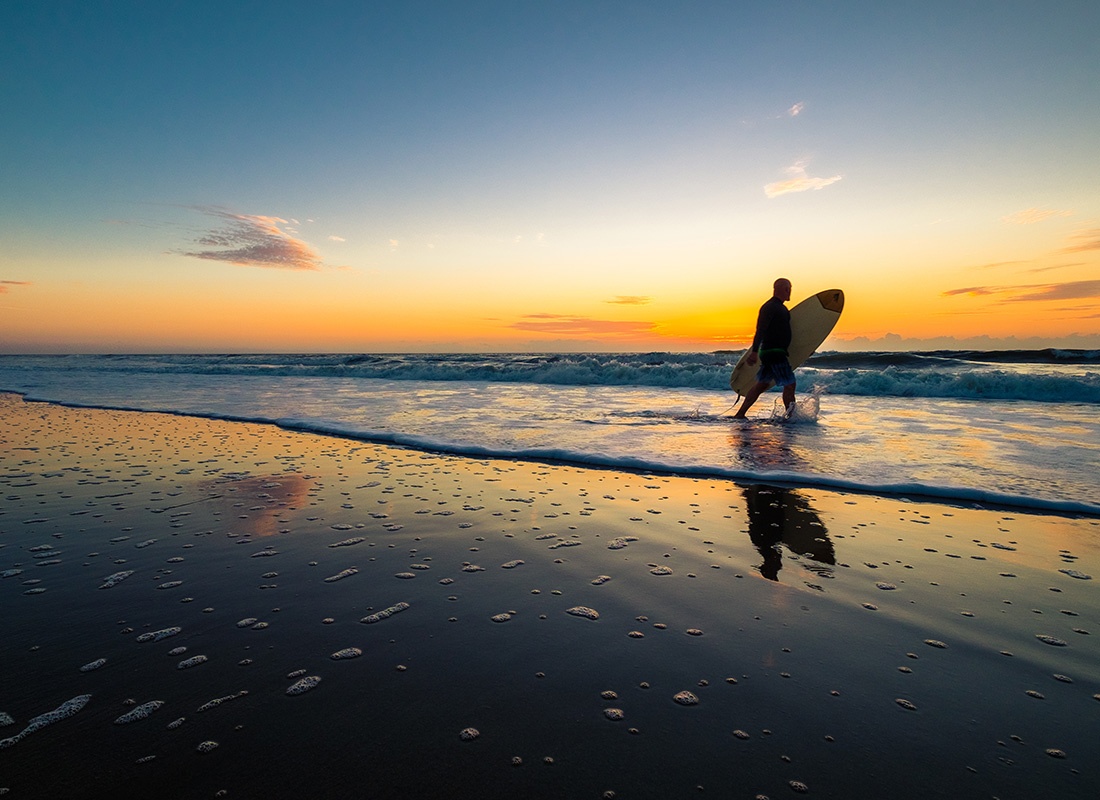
1, 4, 1097, 354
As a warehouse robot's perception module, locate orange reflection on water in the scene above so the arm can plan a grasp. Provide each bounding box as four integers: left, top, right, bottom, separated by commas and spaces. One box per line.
204, 472, 317, 538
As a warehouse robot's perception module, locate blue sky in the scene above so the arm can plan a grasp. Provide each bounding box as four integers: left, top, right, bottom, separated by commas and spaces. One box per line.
2, 1, 1099, 351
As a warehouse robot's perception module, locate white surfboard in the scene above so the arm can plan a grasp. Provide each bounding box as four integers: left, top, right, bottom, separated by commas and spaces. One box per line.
730, 289, 844, 396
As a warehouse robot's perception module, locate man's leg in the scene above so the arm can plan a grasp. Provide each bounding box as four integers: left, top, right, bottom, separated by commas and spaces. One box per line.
782, 381, 796, 411
733, 381, 769, 418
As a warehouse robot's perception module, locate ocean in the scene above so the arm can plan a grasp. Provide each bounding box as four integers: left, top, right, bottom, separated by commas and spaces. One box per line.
1, 349, 1098, 515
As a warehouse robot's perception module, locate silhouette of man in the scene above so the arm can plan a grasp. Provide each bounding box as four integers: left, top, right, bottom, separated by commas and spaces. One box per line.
734, 278, 796, 418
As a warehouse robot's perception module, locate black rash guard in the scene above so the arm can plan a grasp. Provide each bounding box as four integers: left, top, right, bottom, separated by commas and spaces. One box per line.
751, 296, 791, 363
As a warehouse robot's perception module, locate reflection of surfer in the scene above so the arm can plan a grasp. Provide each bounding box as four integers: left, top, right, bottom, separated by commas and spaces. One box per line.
742, 485, 834, 581
734, 278, 796, 419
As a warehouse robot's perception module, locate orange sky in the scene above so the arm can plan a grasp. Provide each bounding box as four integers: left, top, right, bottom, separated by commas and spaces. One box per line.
2, 5, 1098, 353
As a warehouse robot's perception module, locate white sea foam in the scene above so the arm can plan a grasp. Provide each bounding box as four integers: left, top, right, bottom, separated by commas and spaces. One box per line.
196, 690, 248, 712
1, 353, 1096, 514
286, 676, 321, 696
330, 648, 362, 659
99, 570, 134, 589
324, 568, 358, 583
114, 701, 163, 724
0, 695, 91, 749
360, 601, 410, 624
136, 627, 181, 643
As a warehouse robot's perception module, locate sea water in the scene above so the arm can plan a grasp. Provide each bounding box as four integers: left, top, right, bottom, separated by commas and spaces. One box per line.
0, 350, 1097, 514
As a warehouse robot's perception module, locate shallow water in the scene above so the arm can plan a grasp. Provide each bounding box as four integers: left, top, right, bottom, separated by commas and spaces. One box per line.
1, 397, 1098, 799
1, 365, 1097, 513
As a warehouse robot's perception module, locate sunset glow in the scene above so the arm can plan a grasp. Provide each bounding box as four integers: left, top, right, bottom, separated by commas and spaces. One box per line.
2, 2, 1098, 353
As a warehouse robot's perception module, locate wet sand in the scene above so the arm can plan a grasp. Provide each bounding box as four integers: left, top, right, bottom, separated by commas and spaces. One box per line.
1, 392, 1098, 799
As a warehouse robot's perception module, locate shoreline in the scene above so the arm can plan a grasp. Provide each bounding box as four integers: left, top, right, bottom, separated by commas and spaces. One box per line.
1, 393, 1098, 799
5, 390, 1097, 518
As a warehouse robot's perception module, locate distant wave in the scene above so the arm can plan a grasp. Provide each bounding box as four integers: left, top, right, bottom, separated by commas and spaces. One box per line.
807, 348, 1100, 368
1, 351, 1098, 403
799, 367, 1100, 403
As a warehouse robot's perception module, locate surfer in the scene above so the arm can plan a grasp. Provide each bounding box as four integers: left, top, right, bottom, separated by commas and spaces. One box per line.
733, 278, 796, 418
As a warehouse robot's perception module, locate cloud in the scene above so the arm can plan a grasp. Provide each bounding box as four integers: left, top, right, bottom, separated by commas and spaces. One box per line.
1001, 207, 1073, 225
1008, 280, 1100, 302
606, 296, 651, 306
181, 207, 322, 270
1027, 262, 1083, 274
944, 280, 1100, 302
942, 286, 1001, 297
0, 280, 31, 293
1063, 228, 1100, 253
507, 233, 547, 246
972, 260, 1030, 270
764, 161, 842, 198
510, 314, 655, 336
328, 235, 346, 242
788, 102, 804, 117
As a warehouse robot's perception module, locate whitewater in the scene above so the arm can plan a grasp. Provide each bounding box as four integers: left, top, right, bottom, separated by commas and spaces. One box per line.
1, 351, 1098, 515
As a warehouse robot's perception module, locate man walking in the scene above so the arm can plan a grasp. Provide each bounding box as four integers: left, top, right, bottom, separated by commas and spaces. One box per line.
733, 278, 796, 419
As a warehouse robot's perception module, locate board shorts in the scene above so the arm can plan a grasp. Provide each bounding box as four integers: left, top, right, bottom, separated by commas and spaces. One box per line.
757, 358, 796, 387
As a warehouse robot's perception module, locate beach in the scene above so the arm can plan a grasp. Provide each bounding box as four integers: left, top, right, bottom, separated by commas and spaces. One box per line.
1, 352, 1098, 516
1, 391, 1098, 798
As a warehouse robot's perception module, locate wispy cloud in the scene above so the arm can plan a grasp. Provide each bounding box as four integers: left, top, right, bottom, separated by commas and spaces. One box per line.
1009, 280, 1100, 302
972, 260, 1029, 270
764, 161, 842, 198
0, 280, 31, 294
509, 233, 548, 246
969, 225, 1098, 271
1001, 207, 1073, 225
510, 314, 655, 336
943, 286, 1002, 297
328, 235, 346, 242
1063, 228, 1100, 253
180, 207, 322, 271
944, 280, 1100, 302
1026, 262, 1082, 274
606, 296, 651, 306
740, 101, 810, 127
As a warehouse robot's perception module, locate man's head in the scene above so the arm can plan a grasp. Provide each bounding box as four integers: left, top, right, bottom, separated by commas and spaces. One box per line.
773, 278, 792, 301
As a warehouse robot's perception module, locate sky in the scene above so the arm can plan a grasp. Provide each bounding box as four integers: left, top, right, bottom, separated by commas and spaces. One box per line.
2, 0, 1099, 353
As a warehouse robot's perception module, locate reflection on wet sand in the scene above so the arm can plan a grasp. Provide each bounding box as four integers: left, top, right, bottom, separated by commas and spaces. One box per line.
742, 485, 835, 581
726, 409, 812, 473
3, 395, 1099, 800
202, 473, 317, 538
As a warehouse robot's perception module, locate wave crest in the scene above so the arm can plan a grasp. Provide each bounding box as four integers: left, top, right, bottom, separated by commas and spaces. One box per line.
2, 352, 1097, 404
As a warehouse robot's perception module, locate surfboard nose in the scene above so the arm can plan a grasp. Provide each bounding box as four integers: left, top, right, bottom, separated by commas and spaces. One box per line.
816, 289, 844, 313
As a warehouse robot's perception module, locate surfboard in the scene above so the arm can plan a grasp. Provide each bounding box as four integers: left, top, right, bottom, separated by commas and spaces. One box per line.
730, 288, 844, 396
